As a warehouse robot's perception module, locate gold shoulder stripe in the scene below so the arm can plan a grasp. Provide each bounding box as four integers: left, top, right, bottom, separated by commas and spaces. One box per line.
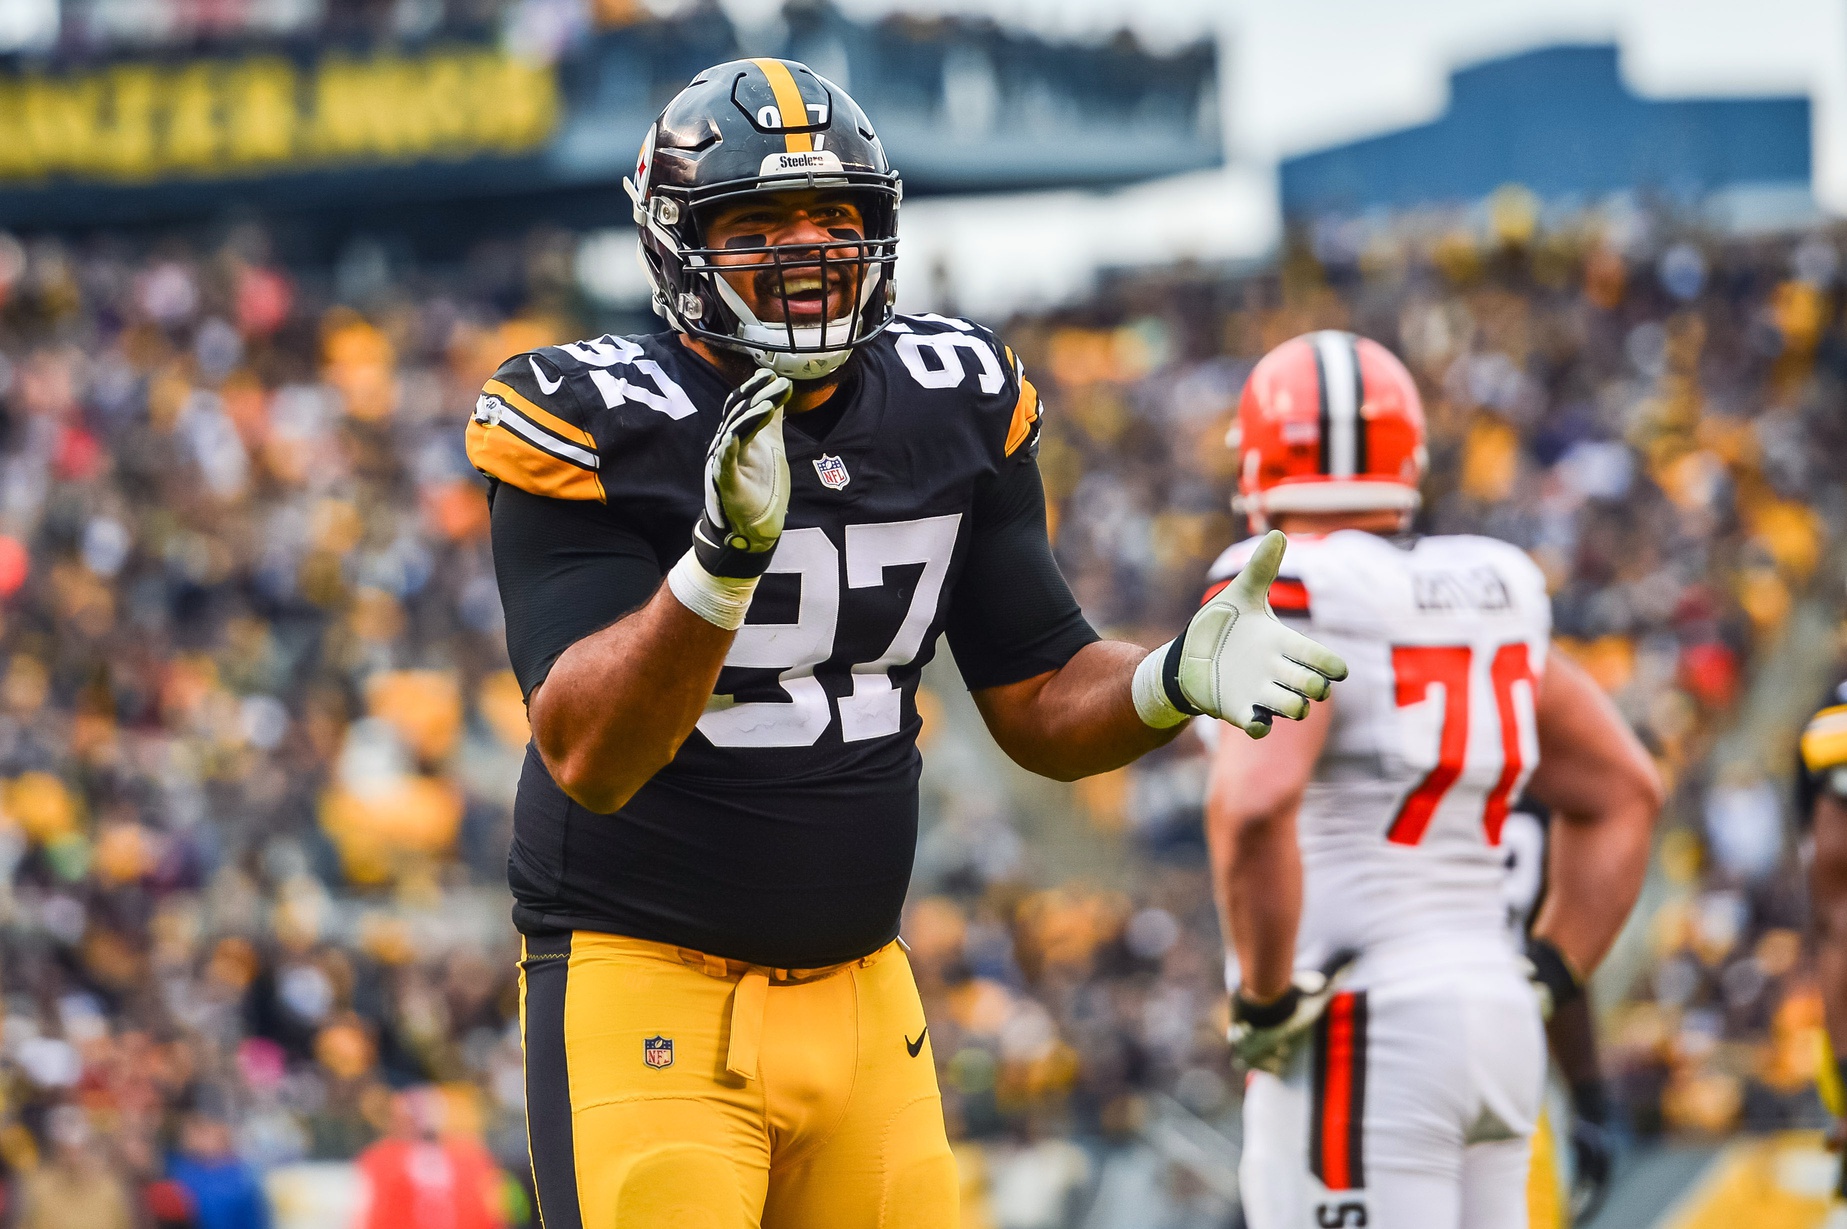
1803, 705, 1847, 772
1005, 376, 1041, 457
467, 419, 606, 502
752, 58, 814, 154
476, 392, 598, 471
483, 378, 595, 449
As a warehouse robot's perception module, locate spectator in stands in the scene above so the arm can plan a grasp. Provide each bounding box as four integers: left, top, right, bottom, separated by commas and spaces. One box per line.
353, 1087, 506, 1229
169, 1111, 271, 1229
15, 1105, 133, 1229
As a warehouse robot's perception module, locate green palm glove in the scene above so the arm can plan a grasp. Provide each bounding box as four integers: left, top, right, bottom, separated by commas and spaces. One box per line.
668, 368, 793, 630
1133, 531, 1349, 737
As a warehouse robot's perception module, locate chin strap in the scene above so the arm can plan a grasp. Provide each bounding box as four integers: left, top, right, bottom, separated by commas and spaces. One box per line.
750, 344, 853, 381
699, 254, 881, 380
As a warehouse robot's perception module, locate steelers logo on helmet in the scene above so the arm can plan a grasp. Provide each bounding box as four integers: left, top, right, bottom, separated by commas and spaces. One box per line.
1231, 331, 1428, 530
624, 59, 903, 381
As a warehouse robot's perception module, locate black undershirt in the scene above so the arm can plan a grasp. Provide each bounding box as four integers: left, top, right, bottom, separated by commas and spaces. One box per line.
785, 378, 851, 446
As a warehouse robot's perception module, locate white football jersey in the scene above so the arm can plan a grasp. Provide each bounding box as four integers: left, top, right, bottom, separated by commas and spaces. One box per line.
1205, 530, 1551, 984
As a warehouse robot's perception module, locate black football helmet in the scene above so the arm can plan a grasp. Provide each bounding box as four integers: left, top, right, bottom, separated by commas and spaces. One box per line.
626, 58, 902, 380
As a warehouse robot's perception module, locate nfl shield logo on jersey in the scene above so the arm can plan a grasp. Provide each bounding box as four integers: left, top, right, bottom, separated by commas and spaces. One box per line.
813, 454, 851, 490
643, 1035, 673, 1069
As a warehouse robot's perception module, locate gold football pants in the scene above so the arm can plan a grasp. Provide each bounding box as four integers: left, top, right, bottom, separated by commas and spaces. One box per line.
1526, 1107, 1564, 1229
518, 930, 959, 1229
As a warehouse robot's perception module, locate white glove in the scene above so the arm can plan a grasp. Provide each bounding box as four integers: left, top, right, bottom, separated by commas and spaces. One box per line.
1228, 954, 1356, 1075
667, 369, 792, 629
1133, 530, 1348, 736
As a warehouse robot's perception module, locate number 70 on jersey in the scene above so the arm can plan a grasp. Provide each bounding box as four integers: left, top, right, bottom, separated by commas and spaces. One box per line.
1388, 642, 1538, 847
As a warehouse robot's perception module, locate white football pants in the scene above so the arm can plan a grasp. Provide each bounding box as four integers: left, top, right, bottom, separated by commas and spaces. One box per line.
1239, 968, 1546, 1229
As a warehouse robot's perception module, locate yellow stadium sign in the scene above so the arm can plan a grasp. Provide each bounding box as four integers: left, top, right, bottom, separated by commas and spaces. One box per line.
0, 47, 558, 185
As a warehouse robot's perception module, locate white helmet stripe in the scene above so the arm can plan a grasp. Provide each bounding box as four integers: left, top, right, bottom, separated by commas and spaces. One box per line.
1236, 480, 1422, 515
1314, 330, 1360, 479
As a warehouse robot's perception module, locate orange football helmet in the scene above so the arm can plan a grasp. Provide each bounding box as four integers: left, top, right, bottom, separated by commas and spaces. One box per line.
1231, 330, 1427, 528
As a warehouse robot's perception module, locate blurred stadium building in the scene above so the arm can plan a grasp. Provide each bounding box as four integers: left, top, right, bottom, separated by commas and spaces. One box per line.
0, 3, 1838, 1229
1281, 44, 1814, 228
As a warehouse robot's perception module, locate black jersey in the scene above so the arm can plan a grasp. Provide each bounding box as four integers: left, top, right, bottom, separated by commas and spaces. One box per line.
470, 315, 1098, 966
1797, 673, 1847, 824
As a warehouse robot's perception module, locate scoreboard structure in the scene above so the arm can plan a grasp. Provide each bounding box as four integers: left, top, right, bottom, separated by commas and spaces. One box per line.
0, 8, 1222, 235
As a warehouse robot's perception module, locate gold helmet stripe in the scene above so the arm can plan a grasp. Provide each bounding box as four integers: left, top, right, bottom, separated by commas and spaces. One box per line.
1803, 705, 1847, 772
751, 58, 815, 154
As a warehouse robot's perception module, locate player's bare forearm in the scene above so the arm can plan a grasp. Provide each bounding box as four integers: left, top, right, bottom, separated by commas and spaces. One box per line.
1526, 652, 1664, 978
1545, 992, 1601, 1089
529, 584, 736, 813
1206, 700, 1329, 1002
1810, 794, 1847, 1055
1215, 803, 1303, 1003
970, 641, 1181, 781
1532, 796, 1654, 976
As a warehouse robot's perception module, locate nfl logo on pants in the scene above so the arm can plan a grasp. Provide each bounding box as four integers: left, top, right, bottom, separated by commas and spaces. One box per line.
643, 1035, 673, 1069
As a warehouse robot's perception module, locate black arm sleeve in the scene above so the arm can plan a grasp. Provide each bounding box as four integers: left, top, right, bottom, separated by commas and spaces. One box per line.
488, 482, 664, 699
945, 458, 1100, 690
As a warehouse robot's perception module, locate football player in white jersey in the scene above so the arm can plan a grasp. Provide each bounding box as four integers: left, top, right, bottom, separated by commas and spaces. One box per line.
1202, 332, 1662, 1229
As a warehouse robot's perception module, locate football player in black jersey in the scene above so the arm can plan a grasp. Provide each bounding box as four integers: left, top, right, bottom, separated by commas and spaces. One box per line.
471, 58, 1348, 1228
1500, 805, 1615, 1226
1800, 673, 1847, 1200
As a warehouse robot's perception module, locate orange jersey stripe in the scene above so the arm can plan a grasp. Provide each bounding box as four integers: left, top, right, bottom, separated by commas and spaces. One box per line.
1005, 377, 1040, 457
482, 379, 596, 449
1200, 576, 1310, 615
466, 419, 605, 503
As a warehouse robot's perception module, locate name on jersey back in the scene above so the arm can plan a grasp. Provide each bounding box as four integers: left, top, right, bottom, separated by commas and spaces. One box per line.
1413, 566, 1514, 613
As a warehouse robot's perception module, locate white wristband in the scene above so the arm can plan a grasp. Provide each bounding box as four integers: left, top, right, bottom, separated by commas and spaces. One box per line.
1132, 641, 1190, 729
667, 551, 759, 631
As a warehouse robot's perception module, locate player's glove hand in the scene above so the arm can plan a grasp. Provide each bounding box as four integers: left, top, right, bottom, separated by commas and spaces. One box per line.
1524, 935, 1584, 1022
695, 368, 792, 575
668, 369, 792, 629
1132, 530, 1348, 737
1227, 952, 1356, 1076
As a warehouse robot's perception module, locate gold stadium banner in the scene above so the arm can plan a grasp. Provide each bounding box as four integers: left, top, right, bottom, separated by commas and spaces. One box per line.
0, 47, 558, 185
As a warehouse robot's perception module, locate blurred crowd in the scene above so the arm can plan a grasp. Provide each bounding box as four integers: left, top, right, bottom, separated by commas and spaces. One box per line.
0, 225, 572, 1227
0, 196, 1833, 1228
